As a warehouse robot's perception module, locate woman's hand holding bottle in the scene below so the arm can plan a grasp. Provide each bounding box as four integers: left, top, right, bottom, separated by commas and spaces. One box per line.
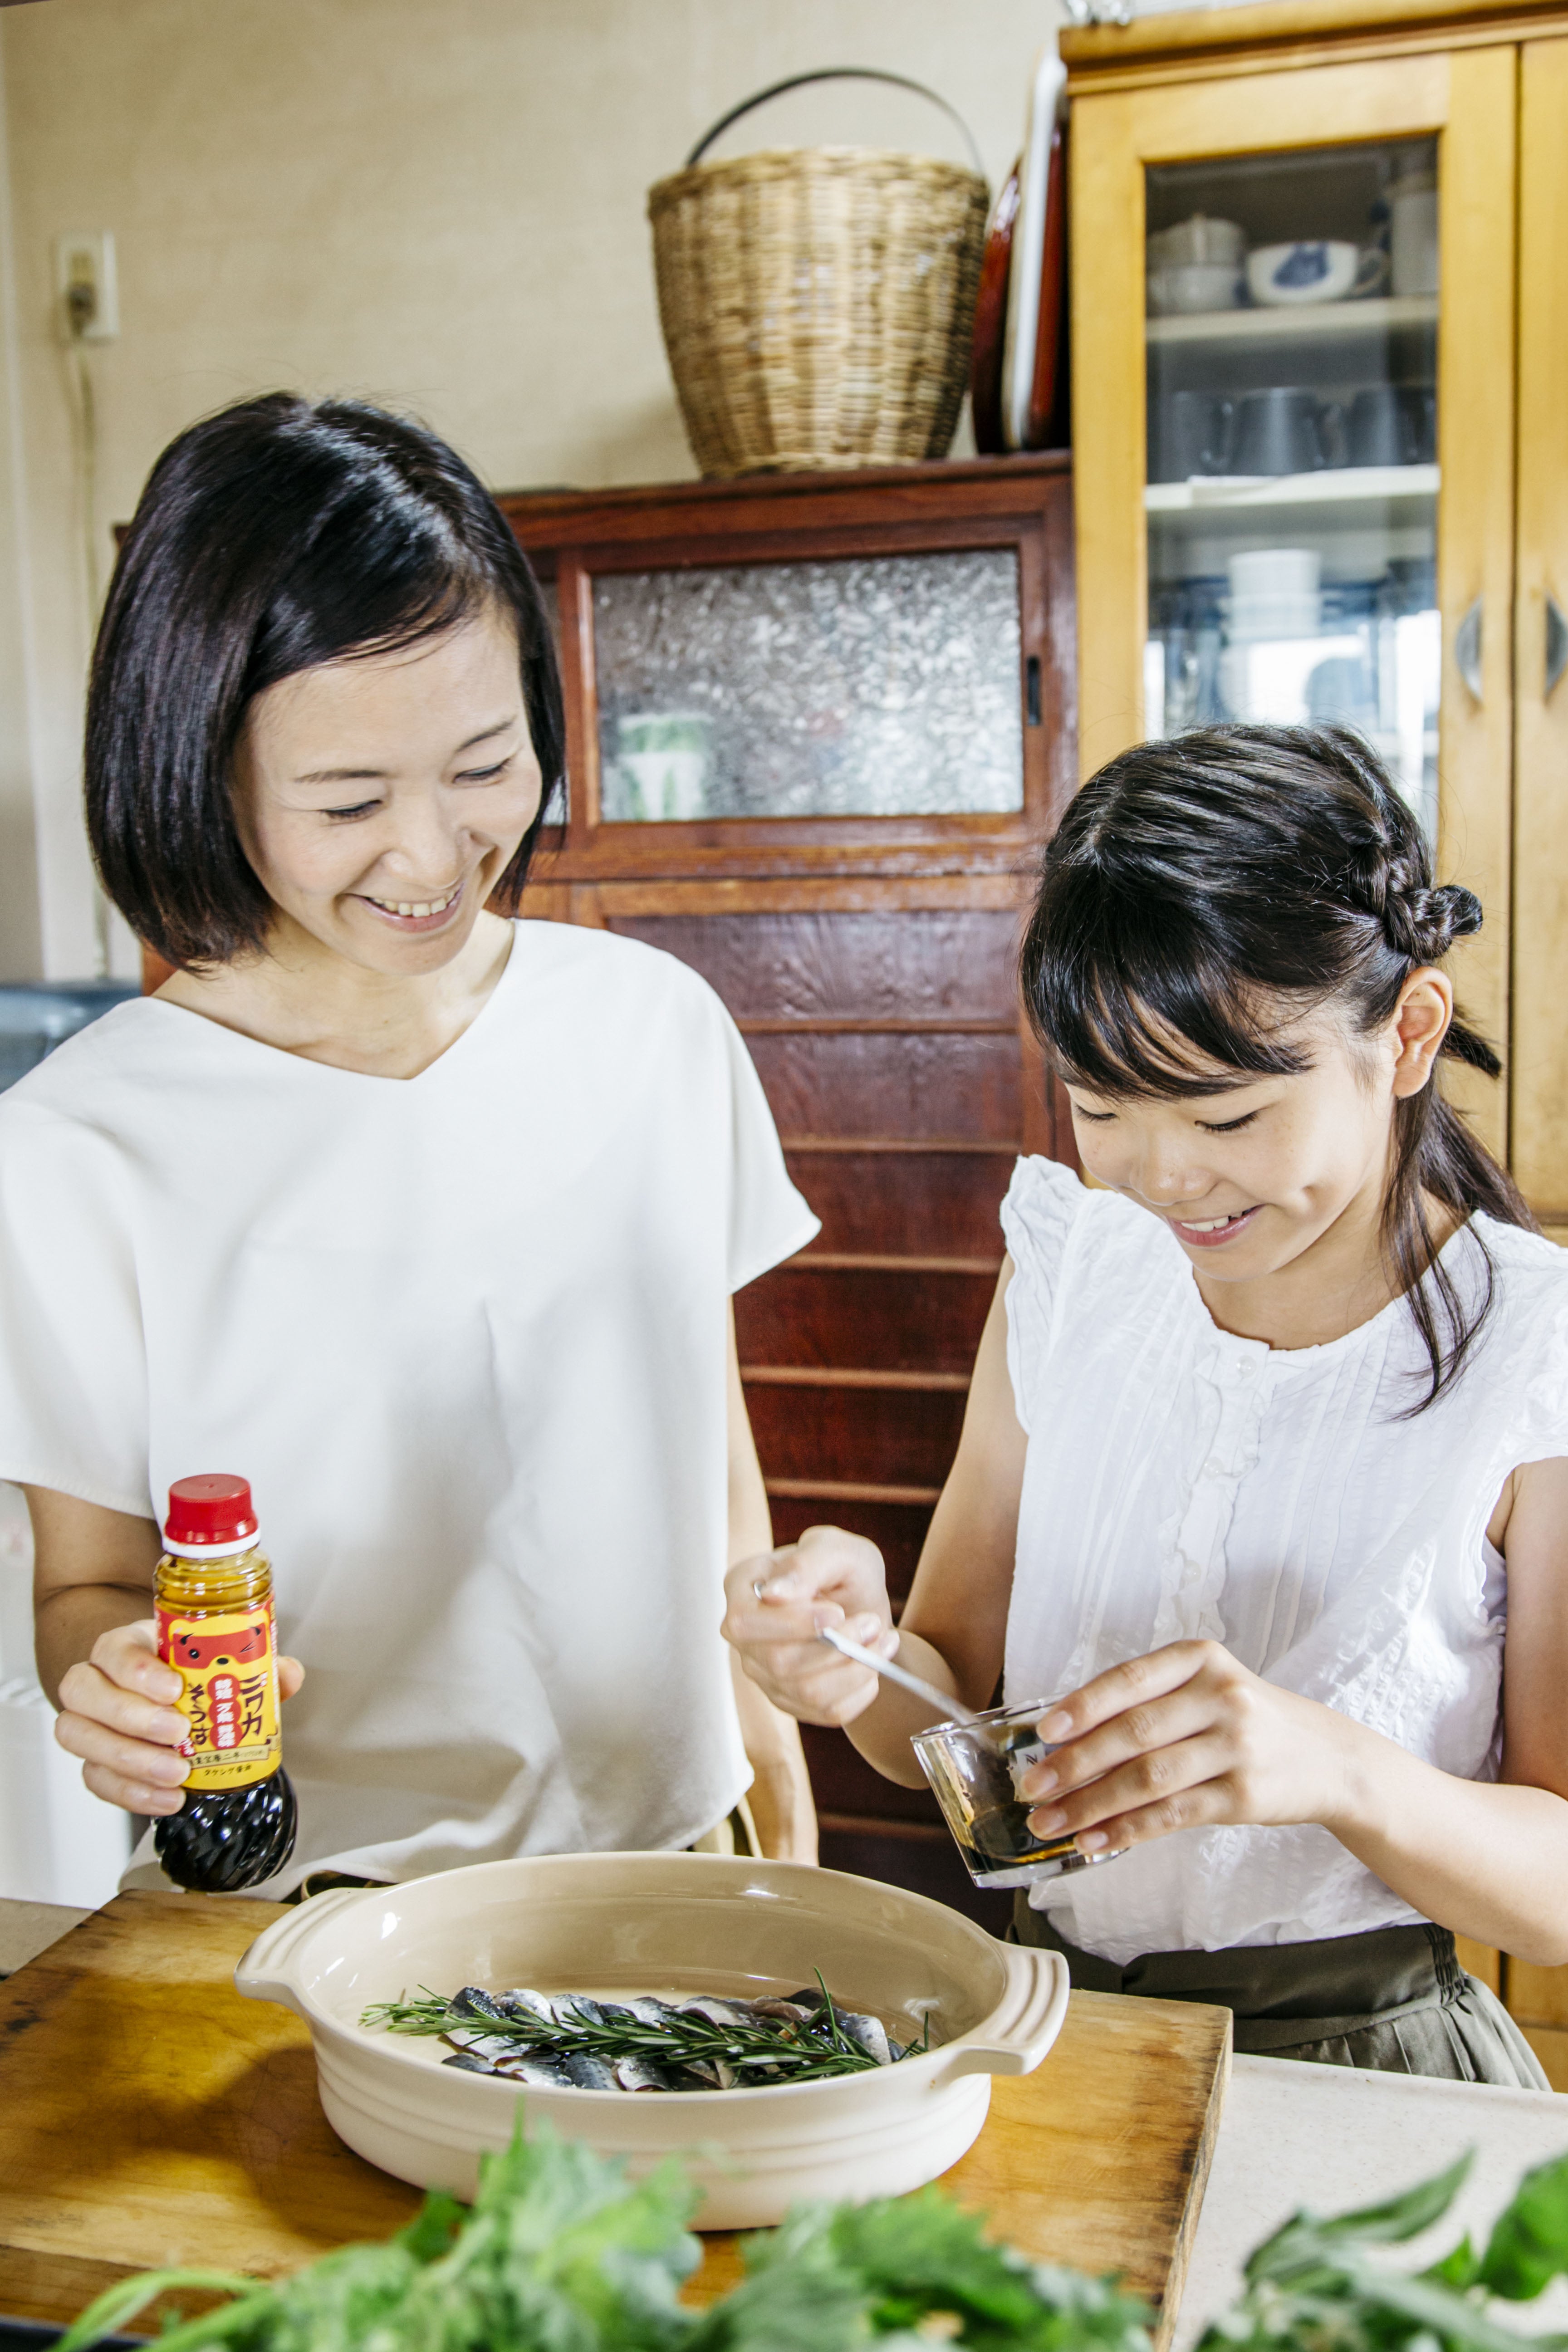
723, 1525, 900, 1725
54, 1620, 304, 1817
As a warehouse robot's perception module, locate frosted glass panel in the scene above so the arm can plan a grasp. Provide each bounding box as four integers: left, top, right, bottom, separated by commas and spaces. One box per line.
594, 551, 1024, 822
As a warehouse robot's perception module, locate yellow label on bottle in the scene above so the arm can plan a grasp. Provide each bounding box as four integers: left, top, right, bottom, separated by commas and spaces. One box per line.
157, 1600, 282, 1792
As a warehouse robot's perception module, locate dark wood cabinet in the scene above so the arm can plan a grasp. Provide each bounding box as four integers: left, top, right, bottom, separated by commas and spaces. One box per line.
503, 455, 1078, 1929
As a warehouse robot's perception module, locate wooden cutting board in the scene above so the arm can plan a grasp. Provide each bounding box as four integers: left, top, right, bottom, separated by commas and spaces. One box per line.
0, 1892, 1229, 2348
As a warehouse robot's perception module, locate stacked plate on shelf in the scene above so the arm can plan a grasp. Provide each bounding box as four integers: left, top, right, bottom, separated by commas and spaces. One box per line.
1147, 215, 1245, 316
1226, 548, 1322, 640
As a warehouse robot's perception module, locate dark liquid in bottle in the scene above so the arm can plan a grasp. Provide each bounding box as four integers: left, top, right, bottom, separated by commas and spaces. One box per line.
155, 1769, 298, 1893
154, 1512, 298, 1896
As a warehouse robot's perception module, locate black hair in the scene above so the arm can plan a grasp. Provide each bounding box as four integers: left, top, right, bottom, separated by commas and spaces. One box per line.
85, 393, 564, 967
1019, 723, 1535, 1411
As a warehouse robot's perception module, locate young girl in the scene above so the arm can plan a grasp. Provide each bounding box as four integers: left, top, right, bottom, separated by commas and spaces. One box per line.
726, 724, 1568, 2084
0, 392, 818, 1892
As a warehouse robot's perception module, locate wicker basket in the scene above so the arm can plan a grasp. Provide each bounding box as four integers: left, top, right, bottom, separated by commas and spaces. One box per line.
648, 70, 990, 478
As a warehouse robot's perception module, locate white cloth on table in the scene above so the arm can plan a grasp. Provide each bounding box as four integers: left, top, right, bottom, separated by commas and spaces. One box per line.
0, 921, 817, 1892
1000, 1153, 1568, 1965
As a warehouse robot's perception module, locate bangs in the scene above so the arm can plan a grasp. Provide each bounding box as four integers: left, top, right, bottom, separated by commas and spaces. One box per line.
349, 543, 485, 655
1030, 889, 1315, 1100
244, 499, 505, 702
341, 564, 496, 670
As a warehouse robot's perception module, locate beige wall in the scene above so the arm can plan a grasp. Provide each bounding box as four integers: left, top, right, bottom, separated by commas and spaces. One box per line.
0, 27, 42, 980
0, 0, 1247, 976
0, 0, 1077, 976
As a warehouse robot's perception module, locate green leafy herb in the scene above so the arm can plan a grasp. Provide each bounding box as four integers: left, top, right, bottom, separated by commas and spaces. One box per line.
58, 2117, 1151, 2352
59, 2106, 1568, 2352
701, 2193, 1156, 2352
1196, 2145, 1568, 2352
61, 2124, 699, 2352
1472, 2152, 1568, 2302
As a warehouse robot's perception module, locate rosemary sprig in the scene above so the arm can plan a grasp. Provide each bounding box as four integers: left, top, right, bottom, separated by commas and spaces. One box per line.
813, 1967, 848, 2056
360, 1984, 921, 2086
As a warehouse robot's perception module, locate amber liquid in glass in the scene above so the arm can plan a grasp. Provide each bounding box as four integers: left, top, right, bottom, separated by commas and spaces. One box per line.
152, 1544, 297, 1893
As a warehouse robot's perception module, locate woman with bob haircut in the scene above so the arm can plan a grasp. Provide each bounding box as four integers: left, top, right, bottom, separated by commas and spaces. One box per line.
728, 723, 1568, 2084
0, 392, 819, 1892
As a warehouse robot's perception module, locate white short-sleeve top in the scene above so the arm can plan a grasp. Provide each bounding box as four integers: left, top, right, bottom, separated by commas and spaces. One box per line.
0, 921, 817, 1891
1000, 1154, 1568, 1966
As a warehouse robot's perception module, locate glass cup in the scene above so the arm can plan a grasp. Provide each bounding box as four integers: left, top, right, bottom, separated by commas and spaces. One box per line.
911, 1700, 1128, 1890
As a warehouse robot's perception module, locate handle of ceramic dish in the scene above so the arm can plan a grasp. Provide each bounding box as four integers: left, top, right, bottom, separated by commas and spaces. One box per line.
233, 1886, 368, 2013
931, 1946, 1071, 2082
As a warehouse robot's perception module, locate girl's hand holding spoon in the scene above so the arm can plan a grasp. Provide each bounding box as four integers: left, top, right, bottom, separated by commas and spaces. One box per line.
722, 1526, 901, 1726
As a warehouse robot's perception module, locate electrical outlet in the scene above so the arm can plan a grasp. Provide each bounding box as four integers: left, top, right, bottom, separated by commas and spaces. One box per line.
54, 231, 118, 342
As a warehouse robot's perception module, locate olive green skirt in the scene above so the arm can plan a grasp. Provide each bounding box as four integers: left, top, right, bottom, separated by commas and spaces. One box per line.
1012, 1899, 1548, 2086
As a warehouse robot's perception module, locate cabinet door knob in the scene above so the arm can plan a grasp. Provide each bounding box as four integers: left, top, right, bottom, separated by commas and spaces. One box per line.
1546, 596, 1568, 702
1455, 598, 1484, 704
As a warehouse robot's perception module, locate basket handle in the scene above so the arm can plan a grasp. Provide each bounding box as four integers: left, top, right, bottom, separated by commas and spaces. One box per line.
685, 68, 985, 177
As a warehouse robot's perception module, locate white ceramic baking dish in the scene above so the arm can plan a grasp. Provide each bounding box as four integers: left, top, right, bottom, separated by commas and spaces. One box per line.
235, 1851, 1069, 2228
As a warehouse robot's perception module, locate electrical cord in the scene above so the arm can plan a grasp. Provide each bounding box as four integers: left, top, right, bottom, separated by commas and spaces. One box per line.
62, 268, 109, 972
63, 274, 100, 613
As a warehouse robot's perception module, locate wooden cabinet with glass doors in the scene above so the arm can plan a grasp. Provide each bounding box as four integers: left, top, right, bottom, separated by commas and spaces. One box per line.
500, 456, 1078, 1931
1062, 0, 1568, 2078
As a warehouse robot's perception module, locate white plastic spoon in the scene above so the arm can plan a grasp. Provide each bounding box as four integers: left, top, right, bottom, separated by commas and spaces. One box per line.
817, 1624, 983, 1726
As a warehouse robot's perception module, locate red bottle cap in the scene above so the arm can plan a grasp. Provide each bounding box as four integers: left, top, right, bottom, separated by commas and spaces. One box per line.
164, 1474, 258, 1549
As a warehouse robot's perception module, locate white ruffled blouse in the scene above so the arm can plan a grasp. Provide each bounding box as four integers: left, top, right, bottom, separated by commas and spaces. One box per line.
1000, 1156, 1568, 1965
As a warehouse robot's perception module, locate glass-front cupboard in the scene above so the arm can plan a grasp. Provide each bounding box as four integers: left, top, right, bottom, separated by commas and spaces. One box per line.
1063, 0, 1568, 2075
1145, 135, 1441, 843
1063, 3, 1566, 1183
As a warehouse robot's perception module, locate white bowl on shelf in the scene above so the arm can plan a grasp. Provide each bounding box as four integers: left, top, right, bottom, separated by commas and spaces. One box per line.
1246, 240, 1360, 307
1226, 548, 1323, 642
1147, 262, 1244, 316
1227, 597, 1324, 642
1147, 214, 1245, 269
234, 1851, 1070, 2230
1229, 547, 1321, 595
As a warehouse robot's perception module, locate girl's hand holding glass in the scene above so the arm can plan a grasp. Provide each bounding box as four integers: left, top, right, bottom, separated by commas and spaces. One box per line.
1018, 1640, 1351, 1855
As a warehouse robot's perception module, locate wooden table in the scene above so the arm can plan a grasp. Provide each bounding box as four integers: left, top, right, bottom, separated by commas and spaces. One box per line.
0, 1894, 1230, 2347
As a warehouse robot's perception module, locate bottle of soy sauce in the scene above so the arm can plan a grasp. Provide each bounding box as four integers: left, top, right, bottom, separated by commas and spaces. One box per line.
153, 1474, 298, 1893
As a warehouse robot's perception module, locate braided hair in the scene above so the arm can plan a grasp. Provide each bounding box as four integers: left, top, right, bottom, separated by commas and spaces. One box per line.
1019, 722, 1534, 1411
